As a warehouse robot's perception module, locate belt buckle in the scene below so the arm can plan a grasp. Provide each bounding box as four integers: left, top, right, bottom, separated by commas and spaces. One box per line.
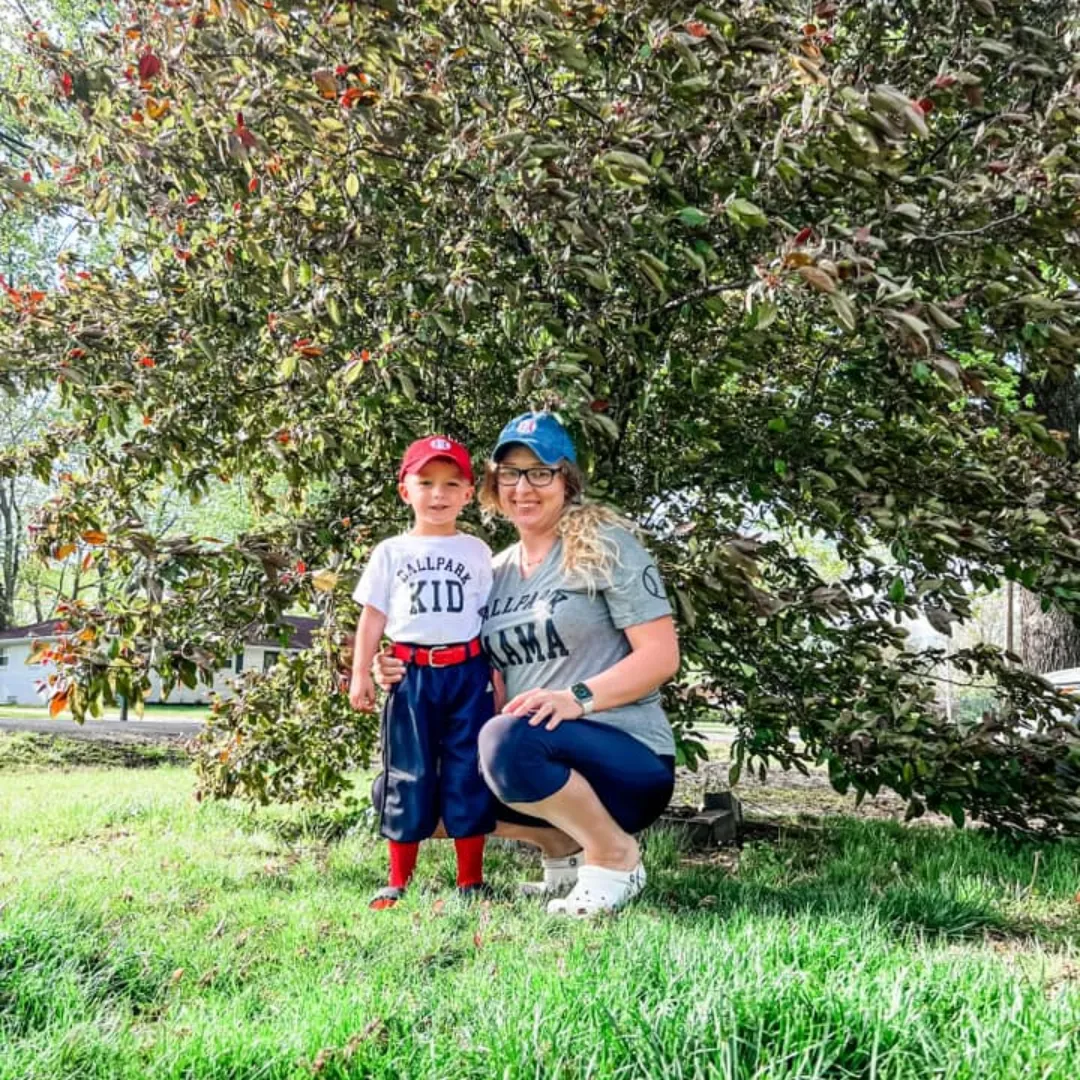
428, 647, 453, 668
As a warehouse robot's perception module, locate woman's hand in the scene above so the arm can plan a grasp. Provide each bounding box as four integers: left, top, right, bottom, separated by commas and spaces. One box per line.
504, 688, 583, 731
372, 647, 406, 691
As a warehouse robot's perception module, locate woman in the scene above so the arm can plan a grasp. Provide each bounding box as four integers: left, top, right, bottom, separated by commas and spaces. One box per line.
376, 411, 680, 916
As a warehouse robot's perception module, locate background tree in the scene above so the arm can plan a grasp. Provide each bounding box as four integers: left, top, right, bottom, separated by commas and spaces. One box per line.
2, 0, 1080, 829
1020, 365, 1080, 672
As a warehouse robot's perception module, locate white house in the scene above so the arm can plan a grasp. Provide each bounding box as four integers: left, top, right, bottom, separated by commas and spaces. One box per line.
0, 617, 319, 706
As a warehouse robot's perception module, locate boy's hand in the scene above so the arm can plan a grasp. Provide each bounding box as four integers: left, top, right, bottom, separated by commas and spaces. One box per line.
349, 671, 378, 712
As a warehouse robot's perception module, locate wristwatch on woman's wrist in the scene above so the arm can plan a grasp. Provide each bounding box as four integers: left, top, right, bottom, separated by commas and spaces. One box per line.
570, 682, 595, 716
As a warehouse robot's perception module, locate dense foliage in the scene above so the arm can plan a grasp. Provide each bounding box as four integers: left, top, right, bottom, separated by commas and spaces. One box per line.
2, 0, 1080, 829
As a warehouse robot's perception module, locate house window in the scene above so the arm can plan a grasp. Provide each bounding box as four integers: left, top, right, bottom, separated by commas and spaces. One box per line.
234, 652, 244, 674
0, 648, 8, 668
262, 650, 280, 672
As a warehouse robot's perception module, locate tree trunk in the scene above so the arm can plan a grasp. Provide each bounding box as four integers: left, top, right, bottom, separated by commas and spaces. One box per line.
0, 475, 19, 630
1020, 590, 1080, 673
1019, 369, 1080, 673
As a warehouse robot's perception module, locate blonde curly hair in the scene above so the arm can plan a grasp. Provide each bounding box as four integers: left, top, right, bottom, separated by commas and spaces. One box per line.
479, 459, 630, 592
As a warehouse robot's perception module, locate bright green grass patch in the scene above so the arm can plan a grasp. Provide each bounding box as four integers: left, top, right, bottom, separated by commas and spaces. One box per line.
1, 769, 1079, 1079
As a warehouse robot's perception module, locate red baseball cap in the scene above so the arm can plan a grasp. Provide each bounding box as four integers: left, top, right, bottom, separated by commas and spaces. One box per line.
398, 435, 474, 483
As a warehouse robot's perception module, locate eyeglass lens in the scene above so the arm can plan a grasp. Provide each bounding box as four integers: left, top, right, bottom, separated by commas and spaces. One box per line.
496, 467, 557, 487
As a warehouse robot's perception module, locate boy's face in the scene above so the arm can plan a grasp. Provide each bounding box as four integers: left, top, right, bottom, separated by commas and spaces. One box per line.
398, 458, 473, 528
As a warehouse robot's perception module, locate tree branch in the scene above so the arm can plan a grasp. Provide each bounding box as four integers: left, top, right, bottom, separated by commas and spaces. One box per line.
645, 280, 750, 320
914, 212, 1024, 243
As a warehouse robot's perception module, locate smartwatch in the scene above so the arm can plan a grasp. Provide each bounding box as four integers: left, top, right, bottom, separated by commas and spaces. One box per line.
570, 682, 595, 716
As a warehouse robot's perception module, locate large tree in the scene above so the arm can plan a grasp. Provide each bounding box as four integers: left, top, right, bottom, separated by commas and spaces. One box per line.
2, 0, 1080, 828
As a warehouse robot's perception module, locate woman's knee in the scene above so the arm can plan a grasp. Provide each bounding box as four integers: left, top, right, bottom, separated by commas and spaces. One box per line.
478, 714, 557, 804
478, 713, 527, 773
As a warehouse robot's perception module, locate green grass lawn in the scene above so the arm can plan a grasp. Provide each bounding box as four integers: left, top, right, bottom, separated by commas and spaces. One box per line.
2, 747, 1079, 1078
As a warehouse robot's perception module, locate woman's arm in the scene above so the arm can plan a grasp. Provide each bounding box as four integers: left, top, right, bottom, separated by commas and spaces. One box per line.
504, 615, 680, 729
581, 615, 680, 711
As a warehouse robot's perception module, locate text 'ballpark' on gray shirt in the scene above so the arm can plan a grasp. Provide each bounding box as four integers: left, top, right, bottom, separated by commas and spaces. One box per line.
482, 525, 675, 757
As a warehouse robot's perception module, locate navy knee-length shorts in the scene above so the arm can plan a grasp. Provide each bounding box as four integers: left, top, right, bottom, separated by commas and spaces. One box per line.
371, 654, 496, 843
478, 713, 676, 835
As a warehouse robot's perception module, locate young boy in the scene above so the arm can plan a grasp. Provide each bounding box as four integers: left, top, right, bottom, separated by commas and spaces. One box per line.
349, 435, 495, 910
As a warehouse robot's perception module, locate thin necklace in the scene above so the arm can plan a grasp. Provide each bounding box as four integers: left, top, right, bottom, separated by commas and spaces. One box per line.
519, 541, 552, 572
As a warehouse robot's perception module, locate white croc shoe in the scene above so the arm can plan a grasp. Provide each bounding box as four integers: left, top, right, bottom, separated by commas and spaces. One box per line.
519, 852, 583, 897
546, 863, 647, 917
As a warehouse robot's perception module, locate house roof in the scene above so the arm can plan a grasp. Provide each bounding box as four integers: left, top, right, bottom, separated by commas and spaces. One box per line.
246, 616, 320, 651
0, 615, 321, 650
0, 620, 60, 642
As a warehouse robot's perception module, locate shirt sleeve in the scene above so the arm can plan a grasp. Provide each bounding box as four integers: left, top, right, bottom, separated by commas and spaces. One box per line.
352, 541, 393, 614
602, 527, 672, 629
474, 540, 494, 617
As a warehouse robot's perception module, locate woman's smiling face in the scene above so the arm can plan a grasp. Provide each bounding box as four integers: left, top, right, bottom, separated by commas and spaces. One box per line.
496, 446, 567, 536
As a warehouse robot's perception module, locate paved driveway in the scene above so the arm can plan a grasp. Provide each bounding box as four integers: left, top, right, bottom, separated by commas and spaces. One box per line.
0, 717, 202, 741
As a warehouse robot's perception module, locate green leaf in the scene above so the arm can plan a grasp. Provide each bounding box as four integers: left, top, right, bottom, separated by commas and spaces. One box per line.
676, 207, 710, 228
725, 198, 768, 228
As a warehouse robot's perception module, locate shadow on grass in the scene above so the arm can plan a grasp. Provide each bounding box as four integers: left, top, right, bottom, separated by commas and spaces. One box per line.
0, 906, 172, 1038
639, 817, 1080, 946
0, 732, 189, 771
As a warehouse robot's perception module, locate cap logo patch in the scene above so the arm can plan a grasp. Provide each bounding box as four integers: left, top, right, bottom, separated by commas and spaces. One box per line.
516, 418, 537, 434
430, 438, 452, 450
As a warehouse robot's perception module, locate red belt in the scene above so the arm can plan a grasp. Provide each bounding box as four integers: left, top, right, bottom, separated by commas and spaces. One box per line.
390, 638, 483, 668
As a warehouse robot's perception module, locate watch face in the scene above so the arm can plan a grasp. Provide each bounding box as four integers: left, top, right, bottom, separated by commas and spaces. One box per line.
572, 683, 592, 703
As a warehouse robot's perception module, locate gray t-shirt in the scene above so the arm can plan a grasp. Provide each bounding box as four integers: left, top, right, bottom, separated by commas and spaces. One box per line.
481, 525, 675, 757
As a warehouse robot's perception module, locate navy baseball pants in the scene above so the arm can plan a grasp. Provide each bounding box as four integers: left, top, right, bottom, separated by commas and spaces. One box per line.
371, 653, 496, 843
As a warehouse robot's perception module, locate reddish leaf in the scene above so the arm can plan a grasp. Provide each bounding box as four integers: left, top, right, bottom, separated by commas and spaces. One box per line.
138, 51, 162, 81
49, 691, 69, 717
916, 97, 935, 114
794, 226, 814, 245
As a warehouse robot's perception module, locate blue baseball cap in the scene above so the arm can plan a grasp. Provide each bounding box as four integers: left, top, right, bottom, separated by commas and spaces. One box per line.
493, 411, 577, 465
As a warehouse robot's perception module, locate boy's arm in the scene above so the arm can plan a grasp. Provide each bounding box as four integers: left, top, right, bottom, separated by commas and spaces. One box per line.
352, 605, 388, 676
349, 605, 388, 711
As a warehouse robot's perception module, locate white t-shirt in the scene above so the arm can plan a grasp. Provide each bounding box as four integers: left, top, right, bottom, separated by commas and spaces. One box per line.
353, 532, 493, 645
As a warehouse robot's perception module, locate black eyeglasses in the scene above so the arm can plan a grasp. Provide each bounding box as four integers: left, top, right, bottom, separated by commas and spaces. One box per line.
495, 465, 562, 488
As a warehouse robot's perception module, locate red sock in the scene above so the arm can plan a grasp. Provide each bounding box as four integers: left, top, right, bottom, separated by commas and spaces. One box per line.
454, 835, 486, 888
388, 840, 420, 889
